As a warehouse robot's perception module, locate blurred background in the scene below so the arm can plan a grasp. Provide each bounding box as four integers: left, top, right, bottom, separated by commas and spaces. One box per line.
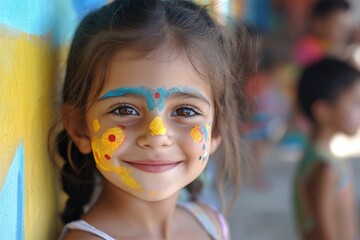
1, 0, 360, 239
194, 0, 360, 239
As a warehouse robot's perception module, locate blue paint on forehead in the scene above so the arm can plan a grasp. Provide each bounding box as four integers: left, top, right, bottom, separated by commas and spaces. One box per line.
99, 86, 155, 110
99, 86, 203, 112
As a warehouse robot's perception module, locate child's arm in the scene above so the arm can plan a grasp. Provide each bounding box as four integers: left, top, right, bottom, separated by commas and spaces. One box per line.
337, 166, 358, 240
307, 162, 338, 240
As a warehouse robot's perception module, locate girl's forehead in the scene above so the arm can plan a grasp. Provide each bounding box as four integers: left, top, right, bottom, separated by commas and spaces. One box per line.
101, 48, 210, 95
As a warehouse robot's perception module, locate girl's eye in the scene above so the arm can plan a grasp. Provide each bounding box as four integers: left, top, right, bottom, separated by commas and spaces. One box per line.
171, 107, 199, 117
111, 105, 139, 116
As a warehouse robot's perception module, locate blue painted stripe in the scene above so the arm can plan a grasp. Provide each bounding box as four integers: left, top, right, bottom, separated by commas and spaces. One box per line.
17, 146, 24, 240
200, 124, 209, 142
99, 86, 205, 112
99, 86, 156, 111
0, 144, 25, 239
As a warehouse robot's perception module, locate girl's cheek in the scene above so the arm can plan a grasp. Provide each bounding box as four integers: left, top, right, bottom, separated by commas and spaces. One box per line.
90, 119, 143, 191
345, 109, 360, 128
91, 118, 126, 171
189, 123, 211, 162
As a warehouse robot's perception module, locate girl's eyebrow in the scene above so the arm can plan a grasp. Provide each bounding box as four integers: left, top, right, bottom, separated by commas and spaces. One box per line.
98, 86, 152, 101
98, 86, 210, 110
168, 91, 210, 106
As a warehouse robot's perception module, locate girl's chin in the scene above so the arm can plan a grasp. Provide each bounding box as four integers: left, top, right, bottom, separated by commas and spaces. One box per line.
125, 188, 181, 202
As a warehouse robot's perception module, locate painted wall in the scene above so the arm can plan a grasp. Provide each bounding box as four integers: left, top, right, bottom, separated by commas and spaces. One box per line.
0, 0, 105, 239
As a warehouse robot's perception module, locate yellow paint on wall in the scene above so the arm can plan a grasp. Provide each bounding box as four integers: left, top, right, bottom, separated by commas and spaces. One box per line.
149, 117, 166, 136
0, 30, 58, 239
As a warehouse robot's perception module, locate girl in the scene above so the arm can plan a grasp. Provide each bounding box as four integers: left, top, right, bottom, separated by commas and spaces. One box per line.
55, 0, 248, 239
294, 57, 360, 240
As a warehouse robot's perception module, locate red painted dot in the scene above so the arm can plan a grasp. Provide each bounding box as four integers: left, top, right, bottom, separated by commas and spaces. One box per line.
155, 92, 161, 99
104, 154, 111, 160
108, 134, 116, 142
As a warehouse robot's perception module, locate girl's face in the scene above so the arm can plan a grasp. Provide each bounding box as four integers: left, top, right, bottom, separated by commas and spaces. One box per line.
85, 48, 221, 201
331, 80, 360, 135
322, 10, 351, 45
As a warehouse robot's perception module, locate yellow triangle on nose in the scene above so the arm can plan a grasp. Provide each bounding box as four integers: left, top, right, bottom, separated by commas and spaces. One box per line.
149, 117, 167, 136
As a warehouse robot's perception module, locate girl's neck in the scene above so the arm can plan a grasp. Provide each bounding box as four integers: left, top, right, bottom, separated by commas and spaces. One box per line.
88, 181, 180, 239
311, 124, 337, 150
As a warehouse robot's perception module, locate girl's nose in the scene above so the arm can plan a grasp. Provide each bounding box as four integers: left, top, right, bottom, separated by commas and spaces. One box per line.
136, 116, 172, 149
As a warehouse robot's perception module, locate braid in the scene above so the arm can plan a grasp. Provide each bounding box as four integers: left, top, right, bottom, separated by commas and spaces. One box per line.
185, 177, 203, 201
57, 130, 96, 224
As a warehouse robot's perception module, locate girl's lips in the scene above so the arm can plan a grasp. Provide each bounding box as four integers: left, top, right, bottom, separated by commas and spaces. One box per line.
124, 160, 181, 173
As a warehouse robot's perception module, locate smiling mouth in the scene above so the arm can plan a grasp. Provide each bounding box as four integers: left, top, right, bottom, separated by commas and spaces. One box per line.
124, 161, 181, 173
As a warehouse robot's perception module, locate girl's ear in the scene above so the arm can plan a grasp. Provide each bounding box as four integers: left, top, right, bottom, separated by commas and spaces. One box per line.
62, 105, 92, 154
312, 100, 332, 125
209, 129, 222, 155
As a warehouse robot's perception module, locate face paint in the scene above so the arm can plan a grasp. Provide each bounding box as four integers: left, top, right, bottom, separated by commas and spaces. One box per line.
92, 126, 125, 171
190, 126, 203, 143
202, 151, 209, 161
189, 123, 211, 161
93, 119, 100, 133
113, 166, 143, 190
91, 125, 143, 190
99, 86, 207, 112
200, 123, 210, 143
149, 117, 166, 136
149, 190, 158, 196
190, 123, 210, 143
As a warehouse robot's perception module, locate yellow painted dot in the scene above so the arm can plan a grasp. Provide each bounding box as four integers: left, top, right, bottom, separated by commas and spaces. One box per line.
149, 190, 158, 196
149, 117, 166, 136
93, 119, 100, 133
101, 127, 125, 148
190, 126, 203, 143
91, 126, 125, 172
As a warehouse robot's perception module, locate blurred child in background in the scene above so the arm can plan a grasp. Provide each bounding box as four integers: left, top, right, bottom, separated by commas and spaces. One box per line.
245, 48, 290, 189
294, 0, 352, 67
294, 57, 360, 240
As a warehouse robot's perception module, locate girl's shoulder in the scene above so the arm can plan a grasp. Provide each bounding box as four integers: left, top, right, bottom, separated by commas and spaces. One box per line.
59, 203, 229, 240
178, 201, 229, 240
62, 230, 102, 240
59, 220, 115, 240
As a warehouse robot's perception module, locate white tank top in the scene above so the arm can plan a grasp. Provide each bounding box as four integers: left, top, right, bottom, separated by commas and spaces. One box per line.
59, 202, 228, 240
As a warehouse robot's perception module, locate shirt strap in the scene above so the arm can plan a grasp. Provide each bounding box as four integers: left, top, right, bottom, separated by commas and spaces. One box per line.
59, 220, 115, 240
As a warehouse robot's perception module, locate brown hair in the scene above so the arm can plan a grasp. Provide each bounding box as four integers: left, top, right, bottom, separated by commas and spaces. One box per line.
52, 0, 251, 224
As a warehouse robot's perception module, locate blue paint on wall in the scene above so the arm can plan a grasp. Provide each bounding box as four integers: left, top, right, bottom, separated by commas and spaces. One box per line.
72, 0, 107, 20
52, 0, 107, 46
0, 0, 107, 46
0, 1, 52, 35
0, 144, 24, 240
